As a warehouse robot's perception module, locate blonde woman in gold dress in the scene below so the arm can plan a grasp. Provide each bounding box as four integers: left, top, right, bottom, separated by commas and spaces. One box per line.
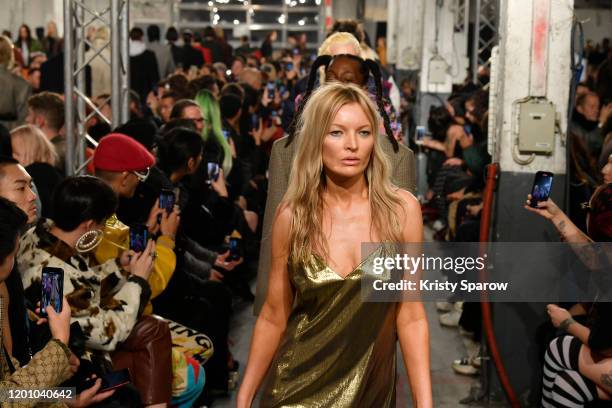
237, 82, 432, 408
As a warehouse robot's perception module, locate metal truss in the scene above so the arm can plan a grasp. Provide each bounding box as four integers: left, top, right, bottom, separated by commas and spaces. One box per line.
471, 0, 498, 82
453, 0, 468, 33
63, 0, 130, 176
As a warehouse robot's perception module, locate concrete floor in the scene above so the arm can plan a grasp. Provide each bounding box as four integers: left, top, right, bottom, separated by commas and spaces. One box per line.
211, 226, 495, 407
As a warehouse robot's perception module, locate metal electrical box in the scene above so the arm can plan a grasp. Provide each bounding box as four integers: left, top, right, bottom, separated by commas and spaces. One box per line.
517, 99, 555, 154
428, 57, 448, 84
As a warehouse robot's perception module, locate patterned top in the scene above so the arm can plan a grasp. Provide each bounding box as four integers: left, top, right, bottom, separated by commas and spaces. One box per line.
18, 220, 151, 362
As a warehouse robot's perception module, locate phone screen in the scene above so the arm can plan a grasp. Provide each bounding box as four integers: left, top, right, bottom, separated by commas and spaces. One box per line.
286, 62, 294, 72
130, 224, 149, 253
80, 369, 131, 393
100, 369, 131, 392
267, 82, 275, 99
530, 171, 554, 207
415, 126, 426, 142
229, 238, 241, 261
206, 162, 220, 185
41, 267, 63, 317
159, 189, 176, 213
222, 129, 231, 140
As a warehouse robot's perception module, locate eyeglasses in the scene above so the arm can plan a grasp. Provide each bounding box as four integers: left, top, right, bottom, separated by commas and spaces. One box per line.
132, 167, 150, 182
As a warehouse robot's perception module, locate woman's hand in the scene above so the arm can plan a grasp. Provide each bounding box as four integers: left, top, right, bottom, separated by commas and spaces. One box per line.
523, 195, 563, 221
249, 118, 264, 146
146, 199, 163, 235
261, 87, 271, 107
45, 297, 72, 345
547, 304, 572, 329
443, 157, 463, 167
146, 91, 158, 113
130, 240, 156, 280
214, 250, 243, 271
160, 206, 180, 240
68, 352, 80, 375
209, 269, 224, 282
211, 168, 229, 198
67, 377, 115, 407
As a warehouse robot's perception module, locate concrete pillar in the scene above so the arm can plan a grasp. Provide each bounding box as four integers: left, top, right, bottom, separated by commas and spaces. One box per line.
486, 0, 574, 404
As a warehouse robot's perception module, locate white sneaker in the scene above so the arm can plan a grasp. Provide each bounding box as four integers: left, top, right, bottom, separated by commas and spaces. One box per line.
432, 219, 445, 232
435, 301, 453, 312
452, 357, 480, 376
439, 310, 461, 327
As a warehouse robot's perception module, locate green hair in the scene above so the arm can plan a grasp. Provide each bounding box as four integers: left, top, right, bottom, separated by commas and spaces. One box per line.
195, 89, 232, 175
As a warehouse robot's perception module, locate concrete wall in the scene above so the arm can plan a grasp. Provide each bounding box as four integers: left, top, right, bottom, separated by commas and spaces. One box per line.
574, 7, 612, 45
0, 0, 172, 40
0, 0, 63, 37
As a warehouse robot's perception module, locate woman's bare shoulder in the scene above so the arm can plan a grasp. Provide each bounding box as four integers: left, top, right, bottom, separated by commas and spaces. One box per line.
272, 201, 293, 233
393, 188, 421, 214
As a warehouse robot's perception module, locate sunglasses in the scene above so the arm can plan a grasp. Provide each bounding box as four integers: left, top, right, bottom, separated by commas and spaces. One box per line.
132, 167, 150, 182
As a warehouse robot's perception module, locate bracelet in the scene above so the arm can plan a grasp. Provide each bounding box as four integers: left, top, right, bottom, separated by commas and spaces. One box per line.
559, 317, 575, 332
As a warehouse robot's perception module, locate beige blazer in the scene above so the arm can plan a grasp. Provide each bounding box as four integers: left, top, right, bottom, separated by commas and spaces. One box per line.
253, 135, 417, 315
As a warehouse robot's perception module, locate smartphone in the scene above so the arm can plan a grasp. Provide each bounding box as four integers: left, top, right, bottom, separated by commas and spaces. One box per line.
228, 237, 241, 261
415, 125, 426, 143
251, 113, 259, 130
129, 224, 149, 253
78, 369, 131, 393
267, 82, 275, 99
464, 124, 472, 135
222, 129, 231, 140
40, 267, 63, 317
206, 162, 220, 185
159, 189, 176, 213
529, 171, 554, 208
286, 62, 294, 72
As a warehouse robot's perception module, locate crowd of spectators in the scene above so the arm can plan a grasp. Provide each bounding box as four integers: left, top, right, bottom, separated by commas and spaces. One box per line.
0, 15, 610, 408
0, 17, 402, 407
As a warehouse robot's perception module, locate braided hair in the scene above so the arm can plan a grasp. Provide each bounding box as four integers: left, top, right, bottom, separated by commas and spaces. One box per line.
285, 54, 331, 146
286, 54, 399, 152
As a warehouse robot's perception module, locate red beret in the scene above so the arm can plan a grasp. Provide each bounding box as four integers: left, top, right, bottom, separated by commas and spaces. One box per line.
93, 133, 156, 172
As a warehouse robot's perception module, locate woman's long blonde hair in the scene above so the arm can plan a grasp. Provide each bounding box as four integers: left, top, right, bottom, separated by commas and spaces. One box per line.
283, 82, 404, 267
10, 125, 58, 167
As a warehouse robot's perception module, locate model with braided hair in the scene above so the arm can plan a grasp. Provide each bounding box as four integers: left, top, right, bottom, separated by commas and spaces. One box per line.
286, 54, 398, 152
253, 51, 417, 318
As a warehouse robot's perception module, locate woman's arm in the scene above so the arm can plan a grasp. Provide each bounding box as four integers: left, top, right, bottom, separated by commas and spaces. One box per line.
237, 204, 295, 407
396, 190, 433, 408
547, 304, 590, 344
524, 197, 591, 243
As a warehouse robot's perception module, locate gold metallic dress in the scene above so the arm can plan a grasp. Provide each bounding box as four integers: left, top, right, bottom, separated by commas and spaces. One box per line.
259, 244, 398, 407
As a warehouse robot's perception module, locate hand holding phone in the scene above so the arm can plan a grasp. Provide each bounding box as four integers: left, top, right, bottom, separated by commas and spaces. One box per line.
228, 237, 242, 261
415, 125, 426, 145
39, 297, 71, 345
41, 267, 64, 317
159, 189, 176, 213
529, 171, 554, 208
78, 369, 131, 394
129, 224, 149, 253
206, 162, 220, 185
267, 82, 275, 100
